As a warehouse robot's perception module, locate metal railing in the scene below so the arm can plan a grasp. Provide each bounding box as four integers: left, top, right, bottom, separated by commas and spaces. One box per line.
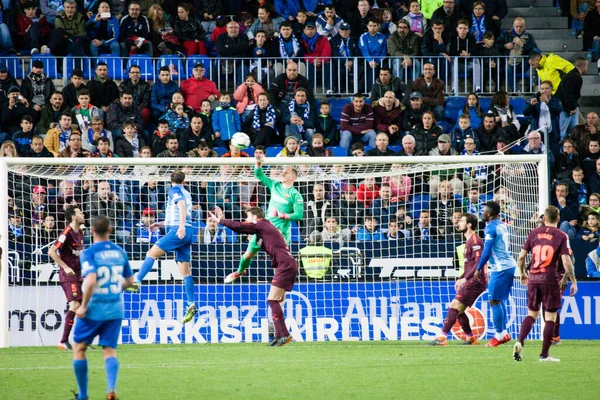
1, 55, 539, 96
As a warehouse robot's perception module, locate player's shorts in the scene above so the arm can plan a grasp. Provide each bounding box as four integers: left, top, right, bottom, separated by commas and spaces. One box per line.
156, 226, 194, 262
455, 279, 486, 307
60, 281, 82, 303
246, 227, 291, 254
73, 318, 122, 349
488, 267, 515, 301
272, 265, 298, 292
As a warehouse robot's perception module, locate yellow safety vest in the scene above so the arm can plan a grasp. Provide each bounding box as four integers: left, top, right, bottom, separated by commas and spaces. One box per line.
299, 246, 333, 279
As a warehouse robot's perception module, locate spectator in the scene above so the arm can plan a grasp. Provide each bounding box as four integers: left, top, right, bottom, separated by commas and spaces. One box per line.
409, 62, 445, 122
118, 1, 153, 56
374, 91, 403, 144
187, 141, 216, 158
106, 90, 143, 139
411, 110, 444, 153
338, 184, 364, 227
462, 186, 485, 217
402, 91, 427, 133
429, 133, 457, 156
44, 112, 80, 156
86, 62, 119, 114
151, 66, 180, 119
309, 215, 352, 245
86, 2, 120, 57
221, 143, 250, 158
305, 133, 332, 157
150, 119, 172, 155
0, 141, 17, 157
314, 101, 338, 146
0, 63, 19, 108
431, 0, 464, 30
448, 19, 481, 91
8, 208, 26, 242
248, 30, 274, 84
367, 132, 397, 156
340, 93, 376, 152
477, 112, 506, 153
523, 80, 562, 153
412, 210, 436, 240
582, 139, 600, 178
1, 87, 33, 139
348, 0, 373, 39
212, 92, 241, 147
302, 183, 332, 239
243, 93, 281, 147
589, 159, 600, 194
469, 2, 500, 43
272, 21, 306, 76
476, 32, 502, 91
282, 87, 315, 142
269, 61, 313, 108
179, 114, 211, 151
47, 0, 87, 57
61, 69, 86, 108
528, 52, 574, 95
39, 214, 57, 243
156, 134, 185, 157
379, 8, 397, 38
16, 2, 52, 55
489, 90, 526, 142
115, 120, 146, 157
572, 167, 589, 205
246, 5, 284, 39
357, 215, 383, 241
382, 164, 412, 202
398, 134, 425, 156
569, 112, 599, 154
23, 135, 54, 157
555, 57, 588, 141
371, 183, 398, 227
199, 0, 221, 34
135, 207, 162, 244
216, 21, 250, 86
498, 17, 537, 88
234, 74, 265, 120
388, 20, 421, 81
72, 89, 103, 133
0, 6, 15, 54
555, 139, 581, 180
521, 131, 551, 168
276, 136, 306, 157
36, 91, 69, 135
358, 18, 387, 89
572, 0, 593, 38
161, 103, 190, 133
146, 4, 178, 55
385, 217, 406, 240
58, 131, 90, 157
302, 20, 333, 93
330, 23, 360, 93
370, 68, 408, 106
87, 180, 125, 229
403, 1, 428, 36
82, 116, 112, 153
180, 63, 219, 114
206, 165, 241, 219
357, 176, 380, 208
553, 182, 579, 238
420, 19, 450, 61
12, 116, 35, 156
199, 213, 233, 244
21, 60, 55, 117
583, 0, 600, 60
119, 65, 152, 123
586, 243, 600, 278
316, 4, 345, 39
580, 211, 600, 241
451, 114, 478, 152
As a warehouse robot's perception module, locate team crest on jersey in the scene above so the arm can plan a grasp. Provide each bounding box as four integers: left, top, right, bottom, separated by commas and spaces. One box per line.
73, 249, 83, 256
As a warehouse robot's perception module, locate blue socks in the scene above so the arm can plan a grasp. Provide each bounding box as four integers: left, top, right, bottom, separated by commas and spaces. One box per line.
491, 303, 505, 333
184, 276, 195, 306
73, 359, 88, 400
136, 256, 155, 282
499, 301, 508, 331
105, 357, 119, 393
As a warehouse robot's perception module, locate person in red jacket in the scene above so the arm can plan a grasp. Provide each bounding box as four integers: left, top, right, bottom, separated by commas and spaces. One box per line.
374, 91, 404, 144
301, 20, 333, 93
17, 2, 52, 55
339, 93, 376, 152
357, 177, 380, 208
180, 63, 220, 113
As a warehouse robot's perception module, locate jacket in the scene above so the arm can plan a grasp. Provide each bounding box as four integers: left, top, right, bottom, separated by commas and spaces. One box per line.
233, 83, 265, 115
86, 193, 125, 227
302, 34, 332, 65
366, 147, 397, 156
476, 125, 506, 153
106, 102, 143, 133
370, 77, 408, 105
174, 17, 205, 41
374, 104, 404, 133
36, 104, 72, 135
216, 34, 250, 57
178, 127, 212, 152
161, 109, 190, 132
62, 83, 87, 108
274, 0, 302, 21
119, 15, 151, 46
0, 102, 34, 134
358, 32, 387, 63
86, 76, 119, 109
535, 54, 574, 95
269, 73, 314, 106
448, 33, 477, 56
522, 96, 562, 136
330, 34, 360, 58
12, 130, 35, 156
86, 15, 120, 45
402, 105, 427, 132
314, 114, 338, 144
119, 79, 151, 109
555, 68, 583, 113
115, 134, 147, 157
150, 80, 180, 115
316, 13, 345, 39
180, 78, 219, 114
212, 107, 241, 140
281, 102, 315, 130
497, 28, 538, 56
0, 75, 18, 107
150, 130, 172, 155
21, 73, 55, 106
586, 245, 600, 278
411, 123, 444, 153
82, 128, 113, 152
54, 11, 86, 38
247, 16, 285, 38
410, 78, 445, 108
421, 28, 450, 56
583, 9, 600, 51
16, 14, 52, 36
431, 6, 465, 30
387, 31, 421, 57
450, 126, 479, 151
44, 126, 81, 156
340, 104, 375, 135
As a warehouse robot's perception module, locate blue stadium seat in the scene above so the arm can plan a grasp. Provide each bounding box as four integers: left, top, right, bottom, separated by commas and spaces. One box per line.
444, 96, 466, 123
126, 55, 154, 81
291, 222, 301, 242
327, 98, 348, 122
510, 98, 527, 116
0, 57, 25, 79
410, 194, 430, 219
243, 146, 255, 156
213, 146, 228, 156
388, 145, 402, 154
479, 97, 492, 112
186, 55, 212, 80
97, 55, 126, 80
364, 146, 374, 153
265, 146, 282, 157
31, 54, 61, 79
157, 54, 186, 79
438, 121, 452, 133
64, 55, 93, 79
327, 146, 347, 157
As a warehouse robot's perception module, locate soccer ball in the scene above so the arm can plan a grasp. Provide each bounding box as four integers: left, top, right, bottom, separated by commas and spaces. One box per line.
230, 132, 251, 150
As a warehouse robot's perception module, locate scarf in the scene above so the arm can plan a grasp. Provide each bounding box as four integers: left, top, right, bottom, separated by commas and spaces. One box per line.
279, 34, 301, 58
538, 101, 553, 134
288, 100, 311, 133
253, 104, 276, 130
302, 32, 319, 53
93, 148, 115, 157
202, 226, 226, 244
29, 72, 47, 106
59, 129, 71, 151
125, 133, 140, 157
408, 12, 424, 34
471, 14, 486, 42
338, 37, 351, 57
87, 128, 107, 147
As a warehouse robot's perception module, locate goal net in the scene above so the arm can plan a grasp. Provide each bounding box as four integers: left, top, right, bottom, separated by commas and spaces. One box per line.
0, 155, 547, 347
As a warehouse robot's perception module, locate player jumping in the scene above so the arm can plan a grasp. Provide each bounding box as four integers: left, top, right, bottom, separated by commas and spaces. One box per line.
224, 153, 303, 283
210, 206, 299, 346
429, 213, 486, 346
474, 201, 517, 347
49, 206, 85, 351
513, 206, 577, 362
129, 170, 197, 324
71, 215, 134, 400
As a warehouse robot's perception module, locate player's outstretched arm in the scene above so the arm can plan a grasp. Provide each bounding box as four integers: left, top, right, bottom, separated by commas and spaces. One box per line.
517, 249, 529, 286
288, 192, 305, 222
561, 254, 578, 296
254, 154, 275, 188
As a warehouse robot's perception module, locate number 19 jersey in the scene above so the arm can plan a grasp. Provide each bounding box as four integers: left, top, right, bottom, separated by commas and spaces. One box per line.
522, 226, 571, 282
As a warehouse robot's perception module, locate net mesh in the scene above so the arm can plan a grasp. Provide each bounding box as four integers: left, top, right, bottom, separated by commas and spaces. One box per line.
5, 157, 543, 346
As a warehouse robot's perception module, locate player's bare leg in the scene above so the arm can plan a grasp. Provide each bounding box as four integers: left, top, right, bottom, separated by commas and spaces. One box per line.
60, 300, 80, 350
127, 245, 166, 292
486, 299, 511, 347
179, 261, 197, 323
72, 342, 89, 400
267, 286, 292, 346
225, 250, 255, 283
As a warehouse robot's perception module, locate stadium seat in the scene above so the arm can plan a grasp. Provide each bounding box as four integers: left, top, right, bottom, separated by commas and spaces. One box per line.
126, 55, 154, 81
186, 55, 212, 80
265, 146, 282, 157
388, 145, 402, 154
64, 55, 93, 79
444, 96, 466, 123
410, 194, 430, 219
327, 146, 347, 157
98, 55, 126, 80
0, 56, 25, 79
479, 97, 492, 112
510, 98, 527, 116
157, 54, 186, 80
291, 222, 301, 242
327, 98, 348, 122
438, 121, 452, 133
31, 54, 61, 79
364, 146, 374, 153
213, 146, 228, 156
243, 146, 255, 157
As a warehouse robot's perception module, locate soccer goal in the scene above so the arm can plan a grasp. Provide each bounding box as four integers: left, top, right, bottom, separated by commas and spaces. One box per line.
0, 154, 548, 347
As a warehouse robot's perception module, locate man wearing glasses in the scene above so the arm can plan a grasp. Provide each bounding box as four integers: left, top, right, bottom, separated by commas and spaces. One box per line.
82, 116, 113, 153
119, 65, 152, 124
58, 132, 91, 158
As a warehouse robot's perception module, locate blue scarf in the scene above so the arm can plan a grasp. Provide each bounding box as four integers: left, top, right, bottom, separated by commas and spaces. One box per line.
279, 34, 300, 58
302, 32, 319, 53
471, 14, 486, 42
288, 100, 311, 133
87, 128, 108, 147
253, 104, 276, 130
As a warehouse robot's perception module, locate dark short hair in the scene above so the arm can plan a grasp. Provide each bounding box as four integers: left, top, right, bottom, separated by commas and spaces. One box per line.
280, 21, 293, 28
166, 134, 178, 142
61, 111, 72, 119
352, 92, 364, 100
64, 206, 78, 223
171, 170, 185, 184
96, 62, 108, 68
129, 65, 141, 72
21, 115, 33, 123
159, 66, 170, 73
51, 91, 63, 98
97, 136, 110, 145
71, 68, 83, 78
157, 119, 169, 126
544, 206, 560, 223
431, 19, 444, 27
120, 89, 133, 97
122, 120, 136, 129
246, 206, 265, 219
485, 201, 501, 217
255, 145, 266, 152
92, 215, 111, 236
463, 213, 478, 230
78, 88, 90, 97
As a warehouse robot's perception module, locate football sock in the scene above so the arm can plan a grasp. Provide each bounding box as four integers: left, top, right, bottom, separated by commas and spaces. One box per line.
491, 303, 504, 334
268, 300, 289, 337
184, 276, 195, 307
237, 257, 252, 275
554, 312, 561, 338
73, 359, 88, 400
61, 310, 75, 343
105, 357, 119, 393
136, 256, 155, 282
457, 313, 472, 336
441, 308, 460, 336
499, 301, 508, 331
541, 321, 555, 358
518, 315, 536, 344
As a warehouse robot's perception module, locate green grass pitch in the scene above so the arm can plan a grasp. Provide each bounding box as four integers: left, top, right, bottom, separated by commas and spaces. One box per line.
1, 340, 599, 399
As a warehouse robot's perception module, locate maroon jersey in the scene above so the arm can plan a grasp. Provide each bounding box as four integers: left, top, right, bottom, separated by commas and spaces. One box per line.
523, 226, 571, 283
220, 219, 298, 271
55, 226, 84, 283
461, 234, 485, 281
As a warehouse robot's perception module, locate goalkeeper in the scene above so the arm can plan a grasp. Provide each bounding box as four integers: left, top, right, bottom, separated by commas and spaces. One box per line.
225, 153, 304, 283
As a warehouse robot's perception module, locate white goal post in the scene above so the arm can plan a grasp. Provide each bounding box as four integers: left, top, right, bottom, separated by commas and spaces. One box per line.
0, 154, 548, 348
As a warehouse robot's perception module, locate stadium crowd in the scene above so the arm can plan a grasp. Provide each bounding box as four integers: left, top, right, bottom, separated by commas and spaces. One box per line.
1, 1, 599, 276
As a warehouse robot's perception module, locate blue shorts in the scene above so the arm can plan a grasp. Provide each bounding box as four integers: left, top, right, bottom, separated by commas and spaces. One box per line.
73, 318, 122, 349
488, 267, 516, 301
156, 226, 194, 262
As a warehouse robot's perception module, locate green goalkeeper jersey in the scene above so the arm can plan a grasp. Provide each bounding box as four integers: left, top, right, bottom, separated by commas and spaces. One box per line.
255, 166, 304, 233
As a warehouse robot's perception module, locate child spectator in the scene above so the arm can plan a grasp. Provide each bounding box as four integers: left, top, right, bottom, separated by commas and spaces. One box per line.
380, 9, 397, 38
578, 212, 600, 242
212, 92, 241, 147
572, 167, 589, 205
72, 89, 104, 133
198, 99, 214, 139
92, 136, 116, 157
356, 215, 383, 241
277, 136, 306, 157
135, 207, 162, 244
12, 115, 35, 156
151, 119, 172, 155
357, 177, 380, 208
451, 114, 479, 152
460, 92, 485, 130
115, 121, 146, 157
221, 143, 250, 158
351, 142, 365, 157
555, 139, 581, 180
17, 2, 52, 55
305, 133, 332, 157
293, 9, 308, 36
386, 217, 406, 240
315, 101, 338, 146
249, 30, 273, 83
161, 103, 190, 132
309, 215, 352, 244
476, 32, 502, 90
233, 74, 265, 120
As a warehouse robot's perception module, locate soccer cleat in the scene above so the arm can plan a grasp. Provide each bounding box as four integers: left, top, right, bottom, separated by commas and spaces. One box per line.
268, 337, 279, 347
268, 322, 275, 343
551, 337, 561, 346
513, 341, 523, 361
486, 334, 510, 347
426, 336, 447, 346
498, 333, 511, 344
106, 389, 118, 399
460, 336, 479, 345
58, 341, 72, 351
539, 355, 560, 362
125, 282, 140, 293
275, 335, 293, 347
70, 390, 87, 400
182, 304, 197, 324
224, 270, 247, 283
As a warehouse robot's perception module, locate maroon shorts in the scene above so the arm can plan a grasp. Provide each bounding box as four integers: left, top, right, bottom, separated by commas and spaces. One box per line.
272, 266, 298, 292
455, 280, 486, 307
527, 282, 562, 312
61, 281, 83, 303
